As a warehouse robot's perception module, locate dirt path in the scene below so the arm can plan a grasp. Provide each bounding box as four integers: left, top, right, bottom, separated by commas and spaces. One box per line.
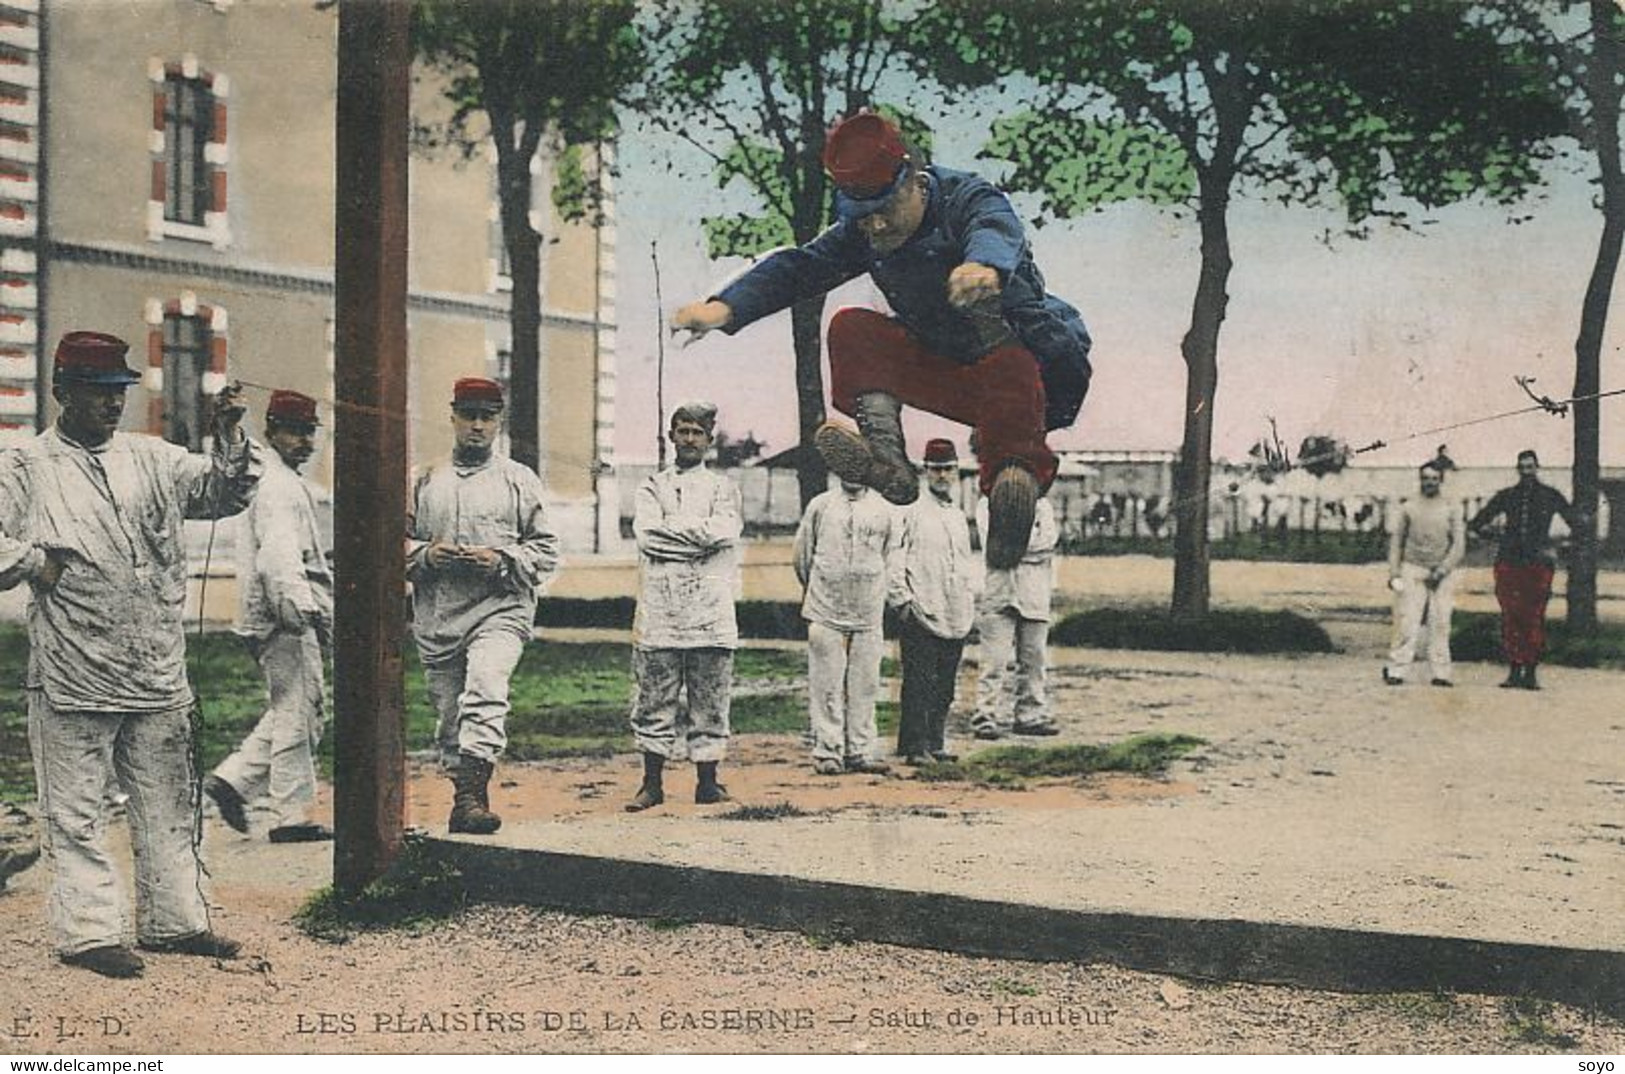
4, 566, 1623, 1055
1, 867, 1620, 1055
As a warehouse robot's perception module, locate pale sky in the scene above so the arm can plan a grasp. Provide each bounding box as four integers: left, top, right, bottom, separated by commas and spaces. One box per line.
609, 112, 1624, 473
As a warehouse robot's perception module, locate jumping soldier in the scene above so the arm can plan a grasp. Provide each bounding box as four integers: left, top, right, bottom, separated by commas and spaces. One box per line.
672, 111, 1093, 571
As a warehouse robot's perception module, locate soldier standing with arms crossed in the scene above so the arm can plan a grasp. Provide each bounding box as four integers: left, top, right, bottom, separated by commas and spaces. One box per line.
626, 402, 743, 811
973, 492, 1060, 738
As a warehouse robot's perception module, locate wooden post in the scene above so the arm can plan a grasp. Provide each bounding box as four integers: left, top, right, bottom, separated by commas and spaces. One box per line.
332, 0, 409, 896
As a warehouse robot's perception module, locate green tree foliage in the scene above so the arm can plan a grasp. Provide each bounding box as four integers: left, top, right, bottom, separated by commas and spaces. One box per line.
411, 0, 644, 474
916, 0, 1565, 615
1478, 1, 1625, 630
644, 0, 928, 507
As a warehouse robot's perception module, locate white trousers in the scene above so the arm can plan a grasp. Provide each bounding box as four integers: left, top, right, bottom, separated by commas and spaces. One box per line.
213, 629, 325, 826
806, 622, 885, 763
975, 610, 1051, 732
28, 693, 210, 955
630, 647, 733, 763
1386, 563, 1457, 683
424, 629, 525, 768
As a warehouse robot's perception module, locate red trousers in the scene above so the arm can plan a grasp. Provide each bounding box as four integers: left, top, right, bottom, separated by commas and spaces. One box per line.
826, 307, 1057, 495
1493, 561, 1554, 665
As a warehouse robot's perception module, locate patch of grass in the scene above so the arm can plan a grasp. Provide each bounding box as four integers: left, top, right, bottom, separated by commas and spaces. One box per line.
429, 641, 807, 768
1050, 606, 1334, 654
914, 734, 1205, 790
1059, 531, 1387, 564
1503, 997, 1580, 1049
0, 628, 804, 801
538, 598, 812, 641
730, 691, 808, 734
990, 977, 1040, 997
804, 921, 858, 949
0, 630, 31, 804
1361, 991, 1460, 1021
1452, 612, 1625, 670
875, 700, 899, 734
293, 841, 468, 944
717, 802, 811, 822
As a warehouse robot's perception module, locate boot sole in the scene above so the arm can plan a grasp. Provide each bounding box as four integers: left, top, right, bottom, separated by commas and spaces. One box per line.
139, 933, 241, 959
62, 947, 145, 978
817, 421, 917, 504
268, 824, 334, 844
871, 464, 919, 506
449, 807, 502, 834
986, 466, 1038, 570
449, 819, 503, 834
814, 423, 873, 485
204, 777, 249, 834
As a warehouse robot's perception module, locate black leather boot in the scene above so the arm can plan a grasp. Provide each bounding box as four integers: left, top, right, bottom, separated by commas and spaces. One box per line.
449, 754, 502, 835
626, 752, 665, 813
694, 760, 731, 805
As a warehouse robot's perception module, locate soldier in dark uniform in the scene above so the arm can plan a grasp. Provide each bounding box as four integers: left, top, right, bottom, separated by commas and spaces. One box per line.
672, 112, 1092, 570
1469, 450, 1585, 690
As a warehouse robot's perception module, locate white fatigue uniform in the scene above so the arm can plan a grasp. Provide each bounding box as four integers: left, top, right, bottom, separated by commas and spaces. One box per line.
1386, 496, 1465, 683
408, 455, 559, 767
630, 464, 742, 763
0, 428, 261, 954
889, 491, 980, 757
974, 496, 1058, 734
212, 450, 332, 826
793, 485, 897, 765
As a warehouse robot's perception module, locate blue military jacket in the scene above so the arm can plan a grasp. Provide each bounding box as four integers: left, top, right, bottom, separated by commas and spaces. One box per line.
714, 166, 1093, 432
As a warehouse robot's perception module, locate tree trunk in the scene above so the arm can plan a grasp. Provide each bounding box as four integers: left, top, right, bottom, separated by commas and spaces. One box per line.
504, 187, 544, 475
1568, 0, 1625, 630
790, 294, 830, 507
1171, 185, 1234, 619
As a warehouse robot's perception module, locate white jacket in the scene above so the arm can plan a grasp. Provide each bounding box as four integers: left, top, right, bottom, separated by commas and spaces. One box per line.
633, 464, 742, 650
407, 454, 560, 664
793, 486, 897, 633
976, 496, 1058, 622
0, 428, 261, 711
237, 451, 332, 639
889, 491, 980, 640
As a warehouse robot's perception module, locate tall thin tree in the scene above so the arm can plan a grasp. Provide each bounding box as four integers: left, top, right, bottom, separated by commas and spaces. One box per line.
918, 0, 1565, 616
1482, 0, 1625, 629
412, 0, 644, 474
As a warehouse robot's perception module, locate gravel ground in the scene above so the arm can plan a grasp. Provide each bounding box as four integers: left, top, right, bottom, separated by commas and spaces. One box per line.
3, 551, 1621, 1055
1, 852, 1621, 1055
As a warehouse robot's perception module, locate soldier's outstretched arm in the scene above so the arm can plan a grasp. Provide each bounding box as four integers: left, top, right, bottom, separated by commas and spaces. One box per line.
671, 300, 733, 347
